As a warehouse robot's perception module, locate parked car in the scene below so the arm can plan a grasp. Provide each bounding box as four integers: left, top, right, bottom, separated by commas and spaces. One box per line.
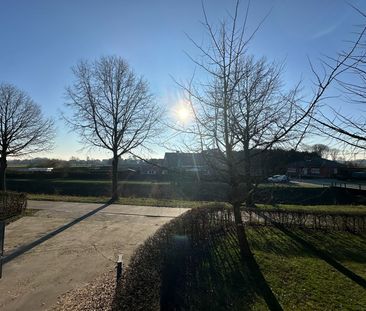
268, 175, 289, 183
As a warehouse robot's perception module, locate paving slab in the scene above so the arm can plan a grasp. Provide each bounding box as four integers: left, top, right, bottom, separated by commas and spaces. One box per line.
0, 200, 189, 311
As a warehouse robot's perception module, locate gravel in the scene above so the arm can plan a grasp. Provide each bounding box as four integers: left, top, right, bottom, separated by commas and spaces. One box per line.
50, 270, 116, 311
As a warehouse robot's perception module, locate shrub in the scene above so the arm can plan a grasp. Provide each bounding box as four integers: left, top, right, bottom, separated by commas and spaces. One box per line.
113, 204, 228, 310
244, 208, 366, 233
7, 177, 366, 204
0, 191, 27, 221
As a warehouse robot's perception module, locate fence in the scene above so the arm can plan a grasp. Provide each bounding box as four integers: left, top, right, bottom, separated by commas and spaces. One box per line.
325, 182, 366, 191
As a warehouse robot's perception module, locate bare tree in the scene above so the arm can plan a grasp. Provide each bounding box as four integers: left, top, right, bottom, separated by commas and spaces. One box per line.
329, 148, 340, 161
65, 56, 160, 200
310, 13, 366, 150
0, 83, 54, 190
177, 0, 349, 260
230, 56, 303, 206
310, 144, 330, 158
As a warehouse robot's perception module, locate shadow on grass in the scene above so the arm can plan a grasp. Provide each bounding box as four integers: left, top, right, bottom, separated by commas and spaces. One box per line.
276, 225, 366, 289
115, 208, 366, 310
250, 224, 366, 288
249, 224, 366, 289
248, 225, 305, 257
160, 226, 283, 310
249, 225, 366, 264
296, 229, 366, 264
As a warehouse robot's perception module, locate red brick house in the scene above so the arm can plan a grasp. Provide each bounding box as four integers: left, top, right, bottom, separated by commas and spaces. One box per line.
287, 158, 344, 178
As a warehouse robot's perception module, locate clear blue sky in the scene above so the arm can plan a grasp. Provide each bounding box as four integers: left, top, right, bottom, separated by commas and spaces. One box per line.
0, 0, 364, 159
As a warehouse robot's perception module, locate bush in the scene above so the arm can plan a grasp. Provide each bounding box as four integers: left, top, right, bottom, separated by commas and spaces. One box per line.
0, 191, 27, 221
113, 204, 228, 311
114, 204, 366, 309
244, 207, 366, 233
6, 177, 366, 204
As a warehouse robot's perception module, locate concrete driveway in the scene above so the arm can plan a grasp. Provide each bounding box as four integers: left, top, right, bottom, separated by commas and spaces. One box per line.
0, 201, 189, 311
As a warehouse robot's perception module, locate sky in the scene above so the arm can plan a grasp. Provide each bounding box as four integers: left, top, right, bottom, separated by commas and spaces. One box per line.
0, 0, 365, 160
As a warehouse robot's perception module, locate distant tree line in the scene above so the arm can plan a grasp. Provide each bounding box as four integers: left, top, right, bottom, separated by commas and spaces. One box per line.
1, 0, 365, 262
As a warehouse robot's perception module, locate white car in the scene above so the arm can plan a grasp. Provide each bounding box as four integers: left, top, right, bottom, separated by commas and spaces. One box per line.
268, 175, 289, 183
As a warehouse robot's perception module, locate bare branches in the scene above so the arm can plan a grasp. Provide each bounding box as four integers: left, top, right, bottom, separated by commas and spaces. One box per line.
65, 56, 160, 157
174, 0, 313, 213
179, 2, 306, 172
310, 22, 366, 150
0, 83, 54, 157
0, 83, 54, 190
65, 56, 160, 199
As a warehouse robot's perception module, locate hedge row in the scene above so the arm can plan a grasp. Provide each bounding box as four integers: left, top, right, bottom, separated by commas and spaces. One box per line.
6, 179, 366, 204
190, 207, 366, 232
113, 205, 227, 311
0, 191, 27, 221
244, 208, 366, 233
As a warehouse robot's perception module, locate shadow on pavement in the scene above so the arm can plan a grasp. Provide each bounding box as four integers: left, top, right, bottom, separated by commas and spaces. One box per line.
3, 200, 113, 264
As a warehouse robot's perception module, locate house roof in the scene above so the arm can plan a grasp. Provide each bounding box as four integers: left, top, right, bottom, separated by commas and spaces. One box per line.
288, 158, 344, 169
164, 152, 206, 168
139, 158, 164, 169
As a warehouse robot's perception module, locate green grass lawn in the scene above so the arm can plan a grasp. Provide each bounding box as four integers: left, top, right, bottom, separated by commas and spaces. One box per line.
258, 181, 321, 189
27, 193, 219, 208
248, 226, 366, 310
184, 225, 366, 310
11, 178, 309, 187
9, 178, 170, 185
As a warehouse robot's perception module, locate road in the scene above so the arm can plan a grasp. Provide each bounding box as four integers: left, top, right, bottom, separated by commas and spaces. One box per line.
0, 201, 189, 311
292, 178, 366, 191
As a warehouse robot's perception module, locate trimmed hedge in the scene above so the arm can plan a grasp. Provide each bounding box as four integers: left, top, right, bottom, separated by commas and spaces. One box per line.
0, 191, 27, 221
6, 178, 366, 204
113, 205, 227, 311
244, 208, 366, 233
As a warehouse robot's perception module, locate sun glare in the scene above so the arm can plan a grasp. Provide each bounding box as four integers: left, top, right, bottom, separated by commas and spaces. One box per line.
177, 106, 190, 122
173, 102, 192, 124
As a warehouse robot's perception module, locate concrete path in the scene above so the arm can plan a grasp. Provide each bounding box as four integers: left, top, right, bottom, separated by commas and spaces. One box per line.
0, 201, 189, 311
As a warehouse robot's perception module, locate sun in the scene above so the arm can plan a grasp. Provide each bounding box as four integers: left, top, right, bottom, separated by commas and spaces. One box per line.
176, 105, 191, 122
173, 102, 192, 124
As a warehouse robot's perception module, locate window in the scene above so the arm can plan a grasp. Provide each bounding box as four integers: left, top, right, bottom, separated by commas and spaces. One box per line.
310, 168, 320, 174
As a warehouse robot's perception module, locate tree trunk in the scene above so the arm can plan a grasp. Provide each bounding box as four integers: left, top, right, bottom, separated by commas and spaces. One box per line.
232, 201, 252, 260
244, 162, 253, 207
111, 155, 119, 201
243, 136, 253, 207
231, 178, 252, 259
0, 155, 7, 192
